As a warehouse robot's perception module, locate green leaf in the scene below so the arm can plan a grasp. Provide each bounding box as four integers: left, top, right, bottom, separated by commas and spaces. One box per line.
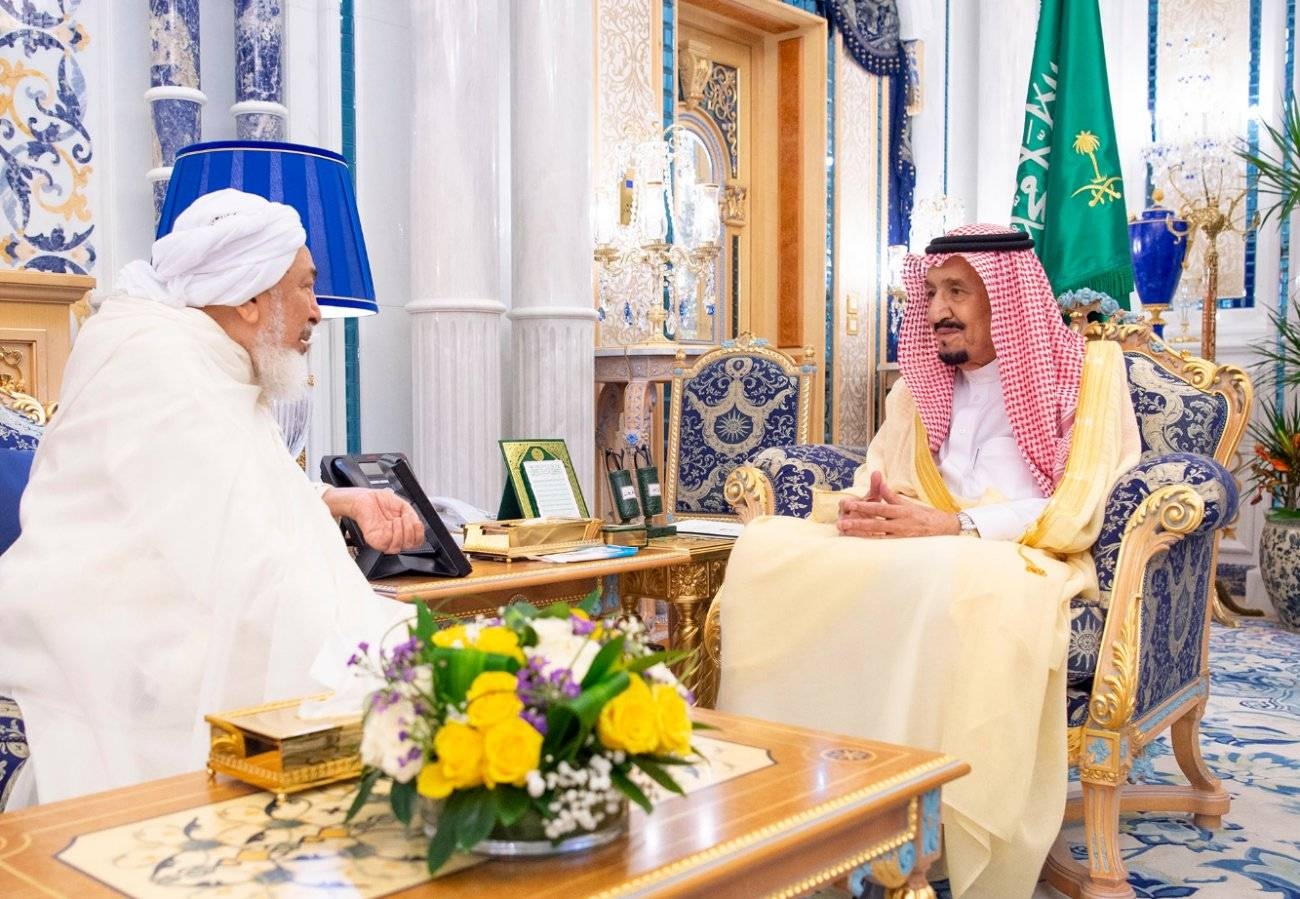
610, 766, 654, 813
390, 779, 416, 826
578, 587, 602, 617
459, 789, 499, 850
580, 634, 625, 690
345, 768, 380, 822
537, 601, 575, 619
495, 786, 531, 826
622, 648, 689, 675
543, 671, 630, 760
425, 796, 465, 874
632, 757, 686, 796
414, 601, 435, 644
431, 646, 518, 703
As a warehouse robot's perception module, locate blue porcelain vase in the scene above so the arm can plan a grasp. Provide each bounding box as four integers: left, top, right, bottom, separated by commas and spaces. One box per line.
1129, 203, 1189, 335
1260, 516, 1300, 631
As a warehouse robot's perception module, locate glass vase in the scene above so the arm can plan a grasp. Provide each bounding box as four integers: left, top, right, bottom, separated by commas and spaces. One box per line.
420, 795, 628, 857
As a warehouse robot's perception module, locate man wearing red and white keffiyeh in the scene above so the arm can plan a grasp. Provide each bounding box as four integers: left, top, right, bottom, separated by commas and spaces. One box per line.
839, 223, 1085, 541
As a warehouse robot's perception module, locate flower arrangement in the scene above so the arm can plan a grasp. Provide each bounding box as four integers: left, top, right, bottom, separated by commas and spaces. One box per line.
346, 595, 697, 872
1057, 287, 1122, 317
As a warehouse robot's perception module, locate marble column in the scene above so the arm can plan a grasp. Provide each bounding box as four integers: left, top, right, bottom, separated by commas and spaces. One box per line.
233, 0, 287, 140
509, 3, 598, 505
407, 0, 505, 511
147, 0, 205, 214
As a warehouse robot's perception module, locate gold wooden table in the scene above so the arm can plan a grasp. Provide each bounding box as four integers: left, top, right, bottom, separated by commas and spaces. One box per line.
620, 535, 734, 706
372, 545, 690, 620
0, 709, 967, 899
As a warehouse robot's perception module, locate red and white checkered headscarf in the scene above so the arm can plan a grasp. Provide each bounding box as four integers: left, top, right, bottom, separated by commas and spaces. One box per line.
898, 223, 1085, 495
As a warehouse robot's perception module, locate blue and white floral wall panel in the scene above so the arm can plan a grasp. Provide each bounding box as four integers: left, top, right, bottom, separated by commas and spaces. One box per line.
0, 0, 94, 274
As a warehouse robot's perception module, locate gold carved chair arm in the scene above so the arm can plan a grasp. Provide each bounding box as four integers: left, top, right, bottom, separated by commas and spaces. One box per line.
699, 596, 722, 710
1083, 485, 1205, 742
724, 465, 774, 523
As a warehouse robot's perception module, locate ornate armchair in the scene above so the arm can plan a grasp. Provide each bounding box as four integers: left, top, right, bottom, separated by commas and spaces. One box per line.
664, 334, 816, 519
706, 324, 1252, 899
0, 381, 46, 809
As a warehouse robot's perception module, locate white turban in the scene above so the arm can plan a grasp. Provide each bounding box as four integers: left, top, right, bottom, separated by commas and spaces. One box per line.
116, 188, 307, 308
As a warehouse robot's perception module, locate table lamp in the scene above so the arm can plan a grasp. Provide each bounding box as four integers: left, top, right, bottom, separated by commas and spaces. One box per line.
156, 140, 378, 318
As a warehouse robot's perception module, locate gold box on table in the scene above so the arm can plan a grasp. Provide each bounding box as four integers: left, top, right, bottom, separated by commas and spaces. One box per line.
205, 695, 363, 801
462, 517, 604, 560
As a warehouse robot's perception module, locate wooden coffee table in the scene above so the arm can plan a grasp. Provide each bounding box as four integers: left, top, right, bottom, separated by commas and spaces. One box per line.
0, 709, 967, 898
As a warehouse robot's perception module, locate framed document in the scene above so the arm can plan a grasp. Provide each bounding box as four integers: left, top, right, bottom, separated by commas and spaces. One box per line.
497, 438, 589, 519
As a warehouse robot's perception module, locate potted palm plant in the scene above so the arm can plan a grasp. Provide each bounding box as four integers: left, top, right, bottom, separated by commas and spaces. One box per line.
1238, 97, 1300, 628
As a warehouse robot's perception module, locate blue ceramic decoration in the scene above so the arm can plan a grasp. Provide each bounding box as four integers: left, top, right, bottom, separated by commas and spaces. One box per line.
1129, 203, 1189, 335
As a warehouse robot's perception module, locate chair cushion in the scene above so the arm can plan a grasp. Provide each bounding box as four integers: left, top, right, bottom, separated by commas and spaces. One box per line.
676, 354, 801, 514
0, 404, 42, 451
0, 696, 28, 811
751, 444, 868, 518
1124, 352, 1229, 457
1067, 684, 1091, 728
0, 447, 34, 554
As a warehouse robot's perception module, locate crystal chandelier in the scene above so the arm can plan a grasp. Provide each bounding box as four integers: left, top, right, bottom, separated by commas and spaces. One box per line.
594, 125, 723, 345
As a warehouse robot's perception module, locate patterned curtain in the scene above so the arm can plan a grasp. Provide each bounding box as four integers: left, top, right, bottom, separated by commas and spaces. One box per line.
825, 0, 914, 246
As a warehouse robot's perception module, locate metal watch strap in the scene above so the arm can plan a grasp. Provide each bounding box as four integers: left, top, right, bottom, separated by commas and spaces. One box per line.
956, 511, 980, 537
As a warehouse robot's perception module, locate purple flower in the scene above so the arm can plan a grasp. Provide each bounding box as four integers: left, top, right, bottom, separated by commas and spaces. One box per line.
570, 615, 596, 636
521, 709, 548, 734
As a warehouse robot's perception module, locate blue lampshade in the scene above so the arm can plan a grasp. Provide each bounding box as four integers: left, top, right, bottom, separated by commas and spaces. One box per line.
157, 140, 378, 318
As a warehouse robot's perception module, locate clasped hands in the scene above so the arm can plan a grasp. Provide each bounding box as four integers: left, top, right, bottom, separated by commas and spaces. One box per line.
837, 471, 960, 539
321, 487, 426, 554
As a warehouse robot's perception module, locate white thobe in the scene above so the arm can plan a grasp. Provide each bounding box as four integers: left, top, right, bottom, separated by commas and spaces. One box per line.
937, 359, 1062, 540
0, 296, 409, 806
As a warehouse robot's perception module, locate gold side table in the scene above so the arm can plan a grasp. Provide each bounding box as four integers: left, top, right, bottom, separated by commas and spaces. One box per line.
620, 534, 735, 707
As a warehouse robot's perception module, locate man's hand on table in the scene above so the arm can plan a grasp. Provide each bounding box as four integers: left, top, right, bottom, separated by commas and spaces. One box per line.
836, 471, 960, 539
321, 487, 426, 553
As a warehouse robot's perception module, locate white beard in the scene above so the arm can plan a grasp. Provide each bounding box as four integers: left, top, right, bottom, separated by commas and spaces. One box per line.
250, 300, 310, 402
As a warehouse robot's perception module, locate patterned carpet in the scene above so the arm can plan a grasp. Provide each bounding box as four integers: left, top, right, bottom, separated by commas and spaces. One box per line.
823, 619, 1300, 898
1038, 618, 1300, 899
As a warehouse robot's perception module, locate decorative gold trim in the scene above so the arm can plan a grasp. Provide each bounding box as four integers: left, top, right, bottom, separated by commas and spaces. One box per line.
701, 596, 722, 709
0, 383, 52, 425
911, 414, 959, 513
724, 464, 775, 521
590, 756, 961, 899
665, 335, 816, 519
1088, 485, 1204, 732
765, 798, 918, 899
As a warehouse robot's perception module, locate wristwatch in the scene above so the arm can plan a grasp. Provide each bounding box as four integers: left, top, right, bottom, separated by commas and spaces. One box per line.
956, 511, 980, 538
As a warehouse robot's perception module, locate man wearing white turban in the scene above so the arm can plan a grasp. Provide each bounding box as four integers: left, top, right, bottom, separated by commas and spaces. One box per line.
0, 189, 423, 807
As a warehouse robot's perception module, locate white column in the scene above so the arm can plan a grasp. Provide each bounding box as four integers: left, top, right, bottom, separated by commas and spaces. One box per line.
407, 0, 505, 510
509, 2, 598, 505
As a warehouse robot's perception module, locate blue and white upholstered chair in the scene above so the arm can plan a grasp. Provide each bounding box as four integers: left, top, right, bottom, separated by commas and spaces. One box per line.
0, 382, 45, 809
708, 323, 1252, 899
663, 334, 817, 520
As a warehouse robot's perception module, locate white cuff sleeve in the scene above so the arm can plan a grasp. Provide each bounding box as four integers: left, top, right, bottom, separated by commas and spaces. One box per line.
313, 481, 334, 500
963, 498, 1050, 542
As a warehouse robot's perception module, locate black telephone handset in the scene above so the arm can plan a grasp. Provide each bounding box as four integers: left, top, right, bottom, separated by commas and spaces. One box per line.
320, 452, 472, 579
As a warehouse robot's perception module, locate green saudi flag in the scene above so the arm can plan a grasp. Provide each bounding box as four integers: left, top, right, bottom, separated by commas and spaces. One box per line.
1010, 0, 1134, 306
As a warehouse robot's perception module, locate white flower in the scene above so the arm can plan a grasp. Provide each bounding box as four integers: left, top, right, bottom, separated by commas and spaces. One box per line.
360, 696, 423, 783
527, 617, 604, 682
642, 662, 679, 686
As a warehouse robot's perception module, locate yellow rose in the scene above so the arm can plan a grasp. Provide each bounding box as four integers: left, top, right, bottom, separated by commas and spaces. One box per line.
433, 720, 484, 789
596, 675, 659, 755
651, 684, 692, 757
417, 760, 454, 799
474, 626, 526, 663
481, 717, 543, 788
466, 671, 524, 729
432, 624, 469, 648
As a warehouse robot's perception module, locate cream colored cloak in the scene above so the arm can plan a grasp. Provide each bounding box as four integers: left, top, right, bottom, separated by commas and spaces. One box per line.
716, 340, 1139, 898
0, 296, 409, 806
